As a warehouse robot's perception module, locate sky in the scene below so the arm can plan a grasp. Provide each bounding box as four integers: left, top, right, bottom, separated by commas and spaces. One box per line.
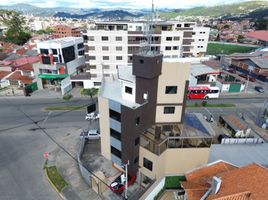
0, 0, 265, 9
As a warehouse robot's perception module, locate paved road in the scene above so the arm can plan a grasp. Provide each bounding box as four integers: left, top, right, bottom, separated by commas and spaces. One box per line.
0, 98, 91, 200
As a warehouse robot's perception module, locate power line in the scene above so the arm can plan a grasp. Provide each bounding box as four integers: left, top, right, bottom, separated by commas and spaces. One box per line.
3, 98, 124, 199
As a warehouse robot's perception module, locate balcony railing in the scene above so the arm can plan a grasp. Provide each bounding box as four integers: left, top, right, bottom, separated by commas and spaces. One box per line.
70, 73, 91, 80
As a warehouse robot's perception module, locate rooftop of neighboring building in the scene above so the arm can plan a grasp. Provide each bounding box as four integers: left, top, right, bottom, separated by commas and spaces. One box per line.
182, 161, 268, 200
246, 30, 268, 42
220, 114, 248, 131
6, 71, 33, 84
37, 37, 83, 47
0, 71, 11, 79
53, 24, 79, 30
191, 63, 220, 77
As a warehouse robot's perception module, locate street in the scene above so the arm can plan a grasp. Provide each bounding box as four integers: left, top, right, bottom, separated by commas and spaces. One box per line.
0, 96, 266, 200
0, 98, 90, 200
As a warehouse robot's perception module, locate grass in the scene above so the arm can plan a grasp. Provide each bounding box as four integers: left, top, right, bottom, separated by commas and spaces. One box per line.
44, 105, 86, 111
62, 94, 73, 101
187, 102, 236, 108
46, 166, 67, 192
207, 43, 258, 55
165, 176, 186, 189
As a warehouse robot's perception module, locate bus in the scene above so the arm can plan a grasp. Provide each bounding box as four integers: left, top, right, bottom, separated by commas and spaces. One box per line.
187, 86, 220, 99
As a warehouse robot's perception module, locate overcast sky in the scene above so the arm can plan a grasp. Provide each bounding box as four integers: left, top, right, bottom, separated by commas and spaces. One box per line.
0, 0, 265, 9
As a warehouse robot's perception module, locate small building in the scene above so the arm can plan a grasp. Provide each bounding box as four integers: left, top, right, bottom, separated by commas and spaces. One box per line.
219, 114, 251, 137
246, 30, 268, 46
0, 71, 11, 88
5, 71, 33, 87
33, 37, 86, 95
53, 25, 81, 38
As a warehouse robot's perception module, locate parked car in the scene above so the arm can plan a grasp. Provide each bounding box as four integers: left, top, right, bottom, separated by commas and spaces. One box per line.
80, 129, 100, 140
85, 112, 100, 120
110, 173, 136, 193
254, 86, 264, 93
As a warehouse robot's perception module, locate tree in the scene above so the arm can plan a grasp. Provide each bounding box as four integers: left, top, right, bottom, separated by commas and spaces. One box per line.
80, 88, 99, 100
237, 35, 244, 43
254, 19, 268, 30
36, 27, 53, 35
0, 10, 31, 45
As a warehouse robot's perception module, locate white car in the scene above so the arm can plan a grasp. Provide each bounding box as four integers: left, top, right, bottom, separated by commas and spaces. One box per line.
85, 112, 100, 120
80, 129, 100, 140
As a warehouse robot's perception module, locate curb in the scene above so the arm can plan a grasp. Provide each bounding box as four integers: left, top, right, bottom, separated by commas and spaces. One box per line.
44, 167, 67, 200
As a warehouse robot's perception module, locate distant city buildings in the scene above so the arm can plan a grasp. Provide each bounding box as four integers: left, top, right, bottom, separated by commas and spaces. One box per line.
83, 21, 210, 87
53, 25, 81, 38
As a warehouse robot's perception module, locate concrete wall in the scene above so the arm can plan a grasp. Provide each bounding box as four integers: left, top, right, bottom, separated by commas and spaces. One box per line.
155, 105, 183, 123
98, 96, 111, 160
139, 146, 210, 180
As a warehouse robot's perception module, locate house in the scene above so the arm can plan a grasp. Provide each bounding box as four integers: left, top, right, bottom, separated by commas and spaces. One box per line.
53, 25, 81, 38
5, 71, 33, 87
246, 31, 268, 46
0, 71, 11, 88
182, 161, 268, 200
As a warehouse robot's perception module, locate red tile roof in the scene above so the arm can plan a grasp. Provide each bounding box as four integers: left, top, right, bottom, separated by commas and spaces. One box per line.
6, 71, 33, 84
12, 56, 39, 67
246, 31, 268, 42
18, 64, 33, 71
0, 71, 11, 79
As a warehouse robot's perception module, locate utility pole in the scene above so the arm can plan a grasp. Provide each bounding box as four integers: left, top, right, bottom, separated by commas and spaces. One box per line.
123, 160, 129, 199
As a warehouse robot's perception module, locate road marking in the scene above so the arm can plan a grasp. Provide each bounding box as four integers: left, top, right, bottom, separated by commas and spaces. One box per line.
42, 111, 52, 126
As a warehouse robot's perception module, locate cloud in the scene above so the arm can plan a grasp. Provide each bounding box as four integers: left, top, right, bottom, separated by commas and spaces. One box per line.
0, 0, 266, 9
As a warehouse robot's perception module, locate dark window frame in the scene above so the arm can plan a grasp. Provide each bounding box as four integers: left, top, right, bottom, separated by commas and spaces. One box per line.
165, 86, 178, 94
125, 86, 132, 94
143, 158, 153, 171
109, 109, 121, 122
111, 146, 121, 158
164, 106, 175, 114
110, 128, 121, 141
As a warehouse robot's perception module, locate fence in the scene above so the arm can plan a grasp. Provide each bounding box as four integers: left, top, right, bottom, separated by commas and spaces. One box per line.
221, 137, 265, 144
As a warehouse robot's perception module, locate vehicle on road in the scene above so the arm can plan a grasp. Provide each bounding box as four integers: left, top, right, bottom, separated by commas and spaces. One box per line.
204, 115, 214, 123
254, 86, 264, 93
187, 86, 220, 99
85, 112, 100, 120
80, 129, 100, 140
110, 173, 136, 193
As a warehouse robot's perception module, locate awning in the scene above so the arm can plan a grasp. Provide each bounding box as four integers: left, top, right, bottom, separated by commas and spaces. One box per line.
38, 74, 69, 79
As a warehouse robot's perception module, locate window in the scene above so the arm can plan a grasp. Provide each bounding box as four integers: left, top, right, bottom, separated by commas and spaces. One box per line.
165, 46, 172, 51
103, 56, 109, 60
40, 49, 49, 55
102, 46, 109, 51
174, 36, 180, 41
140, 59, 144, 64
104, 74, 110, 77
42, 56, 51, 64
102, 36, 109, 41
173, 46, 179, 50
192, 32, 196, 35
88, 36, 94, 41
125, 86, 132, 94
143, 158, 153, 171
177, 24, 182, 27
116, 56, 123, 61
135, 117, 140, 126
135, 137, 140, 146
184, 23, 190, 27
111, 146, 121, 158
62, 46, 75, 63
110, 128, 121, 141
164, 106, 175, 114
116, 46, 123, 51
77, 43, 84, 49
165, 86, 177, 94
93, 82, 101, 86
88, 56, 96, 60
166, 37, 172, 41
78, 50, 85, 55
88, 46, 95, 51
83, 35, 88, 41
89, 65, 96, 69
103, 65, 110, 69
134, 156, 139, 164
109, 109, 121, 122
116, 36, 122, 41
53, 57, 58, 63
52, 49, 57, 55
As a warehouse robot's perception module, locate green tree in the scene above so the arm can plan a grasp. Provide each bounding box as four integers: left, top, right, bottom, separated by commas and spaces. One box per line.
254, 19, 268, 30
80, 88, 99, 100
0, 10, 31, 45
36, 27, 53, 35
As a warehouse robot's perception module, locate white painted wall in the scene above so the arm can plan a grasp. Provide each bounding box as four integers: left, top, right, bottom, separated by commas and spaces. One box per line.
121, 80, 136, 103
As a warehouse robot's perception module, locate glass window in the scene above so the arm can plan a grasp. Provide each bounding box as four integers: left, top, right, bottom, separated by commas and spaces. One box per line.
164, 107, 175, 114
88, 46, 95, 51
116, 36, 122, 41
111, 146, 121, 158
77, 43, 84, 49
88, 36, 94, 41
88, 56, 96, 60
62, 46, 75, 63
103, 56, 109, 60
143, 158, 153, 171
53, 57, 58, 63
78, 50, 84, 55
173, 46, 179, 50
109, 109, 121, 122
125, 86, 132, 94
116, 46, 123, 51
52, 49, 57, 55
102, 46, 109, 51
116, 56, 123, 60
102, 36, 109, 41
165, 86, 177, 94
110, 128, 121, 141
40, 49, 49, 55
135, 137, 140, 146
165, 46, 172, 51
42, 56, 51, 64
166, 37, 172, 41
174, 36, 180, 41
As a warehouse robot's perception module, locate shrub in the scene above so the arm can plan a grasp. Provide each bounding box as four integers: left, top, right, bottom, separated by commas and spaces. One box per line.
63, 94, 73, 101
201, 101, 208, 107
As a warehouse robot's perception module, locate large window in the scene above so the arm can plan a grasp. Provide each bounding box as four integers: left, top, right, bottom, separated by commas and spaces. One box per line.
52, 49, 57, 55
116, 36, 122, 41
42, 56, 51, 64
40, 49, 49, 55
102, 46, 109, 51
102, 36, 109, 41
164, 106, 175, 114
165, 46, 172, 51
125, 86, 132, 94
62, 46, 75, 63
78, 43, 84, 49
116, 56, 123, 60
109, 109, 121, 122
103, 56, 109, 60
88, 56, 96, 60
88, 46, 95, 51
111, 146, 121, 158
116, 46, 123, 51
88, 36, 94, 41
166, 37, 172, 41
110, 128, 121, 141
143, 158, 153, 171
165, 86, 177, 94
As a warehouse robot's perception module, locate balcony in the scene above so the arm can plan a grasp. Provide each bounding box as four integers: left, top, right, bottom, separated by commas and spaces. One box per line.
70, 72, 91, 80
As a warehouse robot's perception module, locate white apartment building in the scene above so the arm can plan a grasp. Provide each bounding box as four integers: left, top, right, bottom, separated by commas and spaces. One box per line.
83, 21, 210, 87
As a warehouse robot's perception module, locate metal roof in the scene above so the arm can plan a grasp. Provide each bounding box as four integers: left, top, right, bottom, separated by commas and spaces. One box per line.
209, 144, 268, 167
190, 63, 219, 77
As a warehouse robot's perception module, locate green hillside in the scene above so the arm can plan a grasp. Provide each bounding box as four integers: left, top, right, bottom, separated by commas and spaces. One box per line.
160, 1, 268, 18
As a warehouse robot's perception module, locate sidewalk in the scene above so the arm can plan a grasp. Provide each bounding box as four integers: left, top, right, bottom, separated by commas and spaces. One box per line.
219, 92, 267, 99
46, 128, 101, 200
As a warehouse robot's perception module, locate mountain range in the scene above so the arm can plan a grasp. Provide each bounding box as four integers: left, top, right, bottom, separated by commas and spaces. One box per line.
1, 1, 268, 19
